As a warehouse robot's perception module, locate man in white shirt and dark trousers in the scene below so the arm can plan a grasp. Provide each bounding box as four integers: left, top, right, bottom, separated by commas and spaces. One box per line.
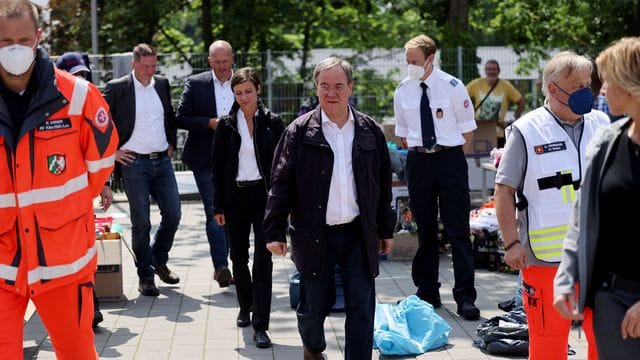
104, 43, 181, 297
394, 34, 480, 320
176, 40, 234, 288
264, 57, 395, 359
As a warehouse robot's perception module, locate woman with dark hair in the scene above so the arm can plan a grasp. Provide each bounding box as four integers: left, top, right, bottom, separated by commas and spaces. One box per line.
554, 37, 640, 358
212, 67, 285, 349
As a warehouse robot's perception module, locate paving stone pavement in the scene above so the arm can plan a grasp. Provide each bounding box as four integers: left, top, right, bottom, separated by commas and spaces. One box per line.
22, 200, 590, 359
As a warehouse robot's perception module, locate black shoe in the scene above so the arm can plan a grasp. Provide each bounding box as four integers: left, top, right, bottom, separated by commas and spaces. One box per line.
415, 294, 442, 308
214, 267, 232, 288
457, 302, 480, 320
253, 331, 272, 348
498, 298, 516, 312
92, 309, 104, 328
138, 278, 160, 297
304, 347, 324, 360
154, 265, 180, 284
237, 311, 251, 327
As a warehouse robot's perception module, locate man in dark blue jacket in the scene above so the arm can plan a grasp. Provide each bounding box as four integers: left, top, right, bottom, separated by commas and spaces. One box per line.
264, 57, 395, 360
176, 40, 234, 287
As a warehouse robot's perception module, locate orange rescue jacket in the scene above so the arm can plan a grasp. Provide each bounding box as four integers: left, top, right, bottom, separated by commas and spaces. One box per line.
0, 59, 118, 298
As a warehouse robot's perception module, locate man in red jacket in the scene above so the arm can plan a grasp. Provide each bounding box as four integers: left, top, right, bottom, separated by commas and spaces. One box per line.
0, 1, 118, 358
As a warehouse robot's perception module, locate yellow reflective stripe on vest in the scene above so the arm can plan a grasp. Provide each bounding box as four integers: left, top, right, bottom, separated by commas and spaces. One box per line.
560, 171, 576, 203
67, 78, 89, 116
529, 224, 568, 262
17, 173, 88, 207
86, 154, 115, 173
27, 245, 96, 284
0, 193, 16, 208
0, 264, 18, 281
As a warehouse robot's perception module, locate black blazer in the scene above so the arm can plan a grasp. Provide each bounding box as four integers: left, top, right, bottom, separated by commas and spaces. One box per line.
175, 71, 219, 173
103, 73, 177, 149
212, 102, 285, 214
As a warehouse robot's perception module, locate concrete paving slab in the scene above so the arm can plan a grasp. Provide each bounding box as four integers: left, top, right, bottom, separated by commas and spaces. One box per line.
22, 200, 590, 359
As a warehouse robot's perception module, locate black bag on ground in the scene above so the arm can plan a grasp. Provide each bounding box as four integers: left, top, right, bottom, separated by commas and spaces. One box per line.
474, 307, 529, 356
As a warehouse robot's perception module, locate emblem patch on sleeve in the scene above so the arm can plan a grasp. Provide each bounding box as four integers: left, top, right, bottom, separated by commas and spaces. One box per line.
534, 141, 566, 155
449, 79, 458, 86
94, 107, 109, 128
47, 154, 66, 175
464, 99, 470, 108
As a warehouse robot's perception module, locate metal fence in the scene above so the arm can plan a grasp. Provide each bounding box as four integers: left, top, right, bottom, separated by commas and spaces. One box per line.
78, 47, 546, 174
83, 46, 544, 125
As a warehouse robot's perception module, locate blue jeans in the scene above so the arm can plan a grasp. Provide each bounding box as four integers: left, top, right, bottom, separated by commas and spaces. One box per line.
121, 155, 181, 279
297, 218, 375, 359
192, 168, 228, 270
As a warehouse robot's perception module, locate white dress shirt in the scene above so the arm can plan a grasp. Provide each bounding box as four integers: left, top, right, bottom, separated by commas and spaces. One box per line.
235, 110, 262, 182
321, 109, 360, 226
121, 71, 169, 153
394, 68, 476, 148
213, 70, 234, 117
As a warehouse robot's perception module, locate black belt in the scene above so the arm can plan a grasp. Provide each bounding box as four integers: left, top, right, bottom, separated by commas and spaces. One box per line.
409, 145, 460, 154
236, 179, 263, 187
134, 150, 168, 160
602, 272, 640, 293
537, 171, 580, 190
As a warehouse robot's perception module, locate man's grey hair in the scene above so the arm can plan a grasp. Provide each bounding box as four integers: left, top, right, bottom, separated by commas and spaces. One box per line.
542, 51, 592, 97
313, 57, 353, 85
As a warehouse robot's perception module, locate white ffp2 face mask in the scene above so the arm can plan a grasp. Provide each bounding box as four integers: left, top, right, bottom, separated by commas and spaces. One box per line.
407, 64, 425, 81
0, 43, 36, 76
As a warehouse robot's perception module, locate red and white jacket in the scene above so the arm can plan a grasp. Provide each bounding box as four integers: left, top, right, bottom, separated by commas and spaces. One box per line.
0, 55, 118, 297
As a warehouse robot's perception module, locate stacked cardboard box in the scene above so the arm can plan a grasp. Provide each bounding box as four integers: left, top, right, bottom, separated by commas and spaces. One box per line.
95, 235, 124, 301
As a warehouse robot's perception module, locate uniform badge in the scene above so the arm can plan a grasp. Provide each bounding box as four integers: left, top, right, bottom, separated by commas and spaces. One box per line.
436, 108, 443, 119
449, 79, 458, 86
464, 99, 470, 108
47, 154, 66, 175
534, 145, 544, 154
94, 107, 109, 128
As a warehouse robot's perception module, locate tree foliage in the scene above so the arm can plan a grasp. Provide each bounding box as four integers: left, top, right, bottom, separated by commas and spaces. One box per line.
471, 0, 640, 72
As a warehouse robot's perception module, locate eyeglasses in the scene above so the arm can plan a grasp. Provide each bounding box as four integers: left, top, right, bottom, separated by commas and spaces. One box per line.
317, 84, 347, 94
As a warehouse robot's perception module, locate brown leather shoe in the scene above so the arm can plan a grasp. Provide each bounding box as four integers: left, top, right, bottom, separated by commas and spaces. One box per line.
303, 347, 323, 360
214, 267, 232, 288
154, 265, 180, 284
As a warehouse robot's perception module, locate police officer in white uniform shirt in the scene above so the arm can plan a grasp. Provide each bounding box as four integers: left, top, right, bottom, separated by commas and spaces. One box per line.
393, 34, 480, 320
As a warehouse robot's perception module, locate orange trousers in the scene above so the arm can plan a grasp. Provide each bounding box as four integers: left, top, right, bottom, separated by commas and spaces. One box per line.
0, 273, 98, 360
523, 266, 597, 360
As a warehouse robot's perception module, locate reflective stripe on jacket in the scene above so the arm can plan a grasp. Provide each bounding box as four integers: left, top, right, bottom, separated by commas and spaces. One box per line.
0, 58, 118, 297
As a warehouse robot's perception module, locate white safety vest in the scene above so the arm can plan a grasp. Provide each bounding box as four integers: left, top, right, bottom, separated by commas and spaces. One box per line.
514, 107, 608, 263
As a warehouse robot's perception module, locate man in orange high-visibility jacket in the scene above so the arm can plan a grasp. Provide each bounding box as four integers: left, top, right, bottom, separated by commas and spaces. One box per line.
0, 1, 118, 359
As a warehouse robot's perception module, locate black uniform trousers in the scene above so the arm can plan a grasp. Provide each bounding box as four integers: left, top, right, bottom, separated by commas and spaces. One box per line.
225, 182, 273, 332
406, 146, 477, 305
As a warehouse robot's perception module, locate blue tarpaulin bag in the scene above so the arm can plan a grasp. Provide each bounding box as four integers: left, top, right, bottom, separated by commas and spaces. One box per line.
373, 295, 451, 355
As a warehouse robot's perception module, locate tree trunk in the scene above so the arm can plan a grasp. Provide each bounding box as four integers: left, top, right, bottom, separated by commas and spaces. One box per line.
447, 0, 469, 45
201, 0, 212, 50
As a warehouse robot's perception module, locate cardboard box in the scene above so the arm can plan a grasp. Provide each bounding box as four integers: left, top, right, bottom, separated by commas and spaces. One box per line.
388, 231, 418, 261
465, 121, 497, 157
95, 237, 124, 301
